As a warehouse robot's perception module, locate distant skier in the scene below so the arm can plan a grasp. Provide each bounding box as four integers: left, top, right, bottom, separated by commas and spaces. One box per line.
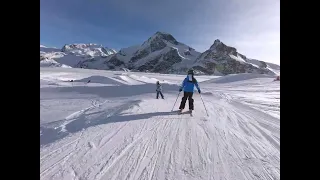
156, 81, 164, 99
178, 69, 201, 113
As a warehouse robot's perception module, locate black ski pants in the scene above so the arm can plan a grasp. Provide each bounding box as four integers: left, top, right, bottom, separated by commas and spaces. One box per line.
179, 91, 194, 110
156, 91, 164, 99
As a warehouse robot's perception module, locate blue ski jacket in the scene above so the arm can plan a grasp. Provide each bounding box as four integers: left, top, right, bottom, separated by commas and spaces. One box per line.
180, 75, 201, 93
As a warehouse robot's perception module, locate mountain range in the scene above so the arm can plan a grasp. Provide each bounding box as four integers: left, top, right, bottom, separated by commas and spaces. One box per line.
40, 31, 280, 75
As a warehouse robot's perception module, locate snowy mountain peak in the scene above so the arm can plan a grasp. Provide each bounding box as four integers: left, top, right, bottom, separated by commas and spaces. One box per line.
155, 31, 170, 35
62, 43, 116, 57
153, 31, 174, 39
213, 39, 221, 44
62, 43, 102, 51
143, 31, 179, 47
192, 39, 279, 75
209, 39, 237, 55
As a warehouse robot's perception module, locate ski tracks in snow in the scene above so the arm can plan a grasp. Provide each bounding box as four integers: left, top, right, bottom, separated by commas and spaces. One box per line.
40, 93, 279, 180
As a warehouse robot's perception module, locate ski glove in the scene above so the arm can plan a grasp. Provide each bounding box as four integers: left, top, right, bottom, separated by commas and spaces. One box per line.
198, 89, 201, 93
179, 88, 182, 92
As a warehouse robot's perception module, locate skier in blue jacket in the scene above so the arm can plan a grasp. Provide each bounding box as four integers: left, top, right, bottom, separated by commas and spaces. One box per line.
178, 69, 201, 113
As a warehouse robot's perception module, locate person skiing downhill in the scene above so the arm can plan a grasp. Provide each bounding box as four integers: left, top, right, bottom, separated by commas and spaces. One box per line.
178, 69, 201, 114
156, 81, 164, 99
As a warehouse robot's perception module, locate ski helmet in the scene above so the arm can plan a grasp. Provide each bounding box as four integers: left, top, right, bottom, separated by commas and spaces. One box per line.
187, 69, 194, 75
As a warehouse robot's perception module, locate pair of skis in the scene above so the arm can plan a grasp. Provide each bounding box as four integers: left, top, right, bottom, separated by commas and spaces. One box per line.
178, 109, 193, 116
171, 92, 209, 117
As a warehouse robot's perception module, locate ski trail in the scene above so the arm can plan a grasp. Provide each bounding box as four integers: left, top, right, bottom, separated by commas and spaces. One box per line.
147, 119, 174, 180
40, 100, 141, 179
94, 119, 164, 180
162, 117, 182, 179
40, 131, 83, 161
40, 85, 279, 180
40, 131, 84, 178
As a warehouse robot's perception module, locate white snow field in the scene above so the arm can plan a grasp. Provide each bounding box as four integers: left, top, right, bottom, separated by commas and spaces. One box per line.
40, 67, 280, 180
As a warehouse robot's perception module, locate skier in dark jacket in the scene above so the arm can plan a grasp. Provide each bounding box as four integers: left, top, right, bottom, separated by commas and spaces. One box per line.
178, 69, 201, 113
156, 81, 164, 99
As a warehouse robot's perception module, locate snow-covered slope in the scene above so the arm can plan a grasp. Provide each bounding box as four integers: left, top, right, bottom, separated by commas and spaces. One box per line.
40, 58, 72, 68
40, 67, 280, 180
40, 45, 61, 53
40, 43, 116, 69
40, 46, 72, 68
244, 59, 280, 75
193, 39, 278, 75
62, 43, 116, 57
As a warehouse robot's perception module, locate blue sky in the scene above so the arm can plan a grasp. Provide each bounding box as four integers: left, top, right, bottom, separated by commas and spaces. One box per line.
40, 0, 280, 65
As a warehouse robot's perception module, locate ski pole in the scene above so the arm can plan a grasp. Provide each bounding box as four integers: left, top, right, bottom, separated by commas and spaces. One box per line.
171, 91, 181, 111
200, 93, 209, 117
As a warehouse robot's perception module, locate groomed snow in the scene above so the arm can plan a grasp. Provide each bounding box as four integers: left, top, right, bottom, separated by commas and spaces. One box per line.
40, 67, 280, 180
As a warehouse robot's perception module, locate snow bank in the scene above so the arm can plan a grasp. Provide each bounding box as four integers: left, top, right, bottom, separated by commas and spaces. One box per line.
74, 75, 125, 86
129, 74, 158, 84
114, 75, 145, 85
203, 73, 274, 84
128, 74, 177, 85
